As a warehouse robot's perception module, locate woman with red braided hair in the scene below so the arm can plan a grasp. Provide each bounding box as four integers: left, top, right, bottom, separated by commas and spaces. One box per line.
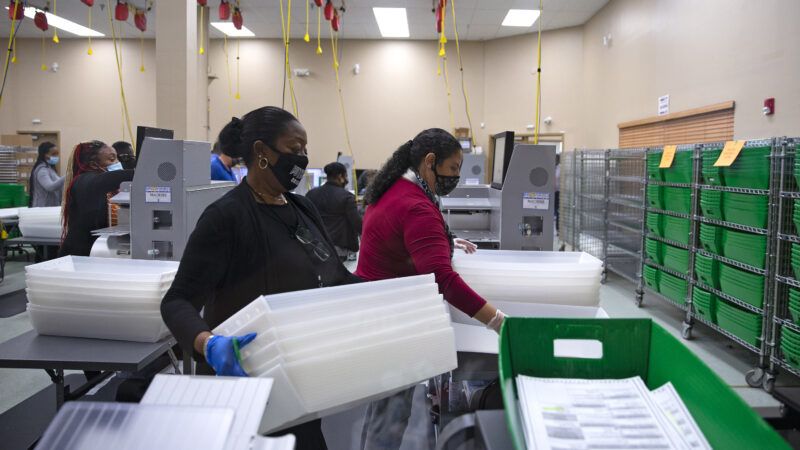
58, 140, 134, 257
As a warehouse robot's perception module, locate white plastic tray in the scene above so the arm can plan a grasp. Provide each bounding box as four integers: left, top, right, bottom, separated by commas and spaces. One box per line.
25, 276, 173, 294
28, 304, 170, 342
26, 289, 162, 312
25, 256, 178, 281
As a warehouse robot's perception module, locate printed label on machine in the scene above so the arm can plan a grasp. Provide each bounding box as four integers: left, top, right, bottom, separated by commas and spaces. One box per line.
465, 178, 480, 185
145, 186, 172, 203
523, 192, 549, 210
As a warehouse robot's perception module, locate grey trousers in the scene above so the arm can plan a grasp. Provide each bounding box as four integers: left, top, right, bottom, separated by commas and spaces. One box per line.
360, 387, 416, 450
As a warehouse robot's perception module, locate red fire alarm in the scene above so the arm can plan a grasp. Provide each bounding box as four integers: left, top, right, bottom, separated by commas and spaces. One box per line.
763, 98, 775, 116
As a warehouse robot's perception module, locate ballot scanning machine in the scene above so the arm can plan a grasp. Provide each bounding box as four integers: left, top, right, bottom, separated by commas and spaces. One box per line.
441, 131, 556, 251
91, 137, 235, 260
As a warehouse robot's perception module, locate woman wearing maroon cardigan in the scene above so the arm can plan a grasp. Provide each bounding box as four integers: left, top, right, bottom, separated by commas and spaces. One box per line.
357, 128, 505, 450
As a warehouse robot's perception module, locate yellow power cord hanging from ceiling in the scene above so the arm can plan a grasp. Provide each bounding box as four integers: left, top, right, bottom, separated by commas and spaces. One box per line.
329, 15, 358, 200
279, 0, 298, 117
223, 35, 234, 116
87, 6, 94, 55
40, 35, 48, 71
106, 0, 135, 149
437, 3, 455, 132
303, 0, 310, 42
449, 0, 474, 144
1, 1, 21, 111
316, 5, 322, 54
235, 38, 241, 99
199, 5, 205, 55
52, 0, 59, 43
533, 0, 543, 144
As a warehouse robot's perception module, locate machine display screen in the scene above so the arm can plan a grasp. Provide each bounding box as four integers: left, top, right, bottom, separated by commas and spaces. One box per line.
492, 136, 506, 186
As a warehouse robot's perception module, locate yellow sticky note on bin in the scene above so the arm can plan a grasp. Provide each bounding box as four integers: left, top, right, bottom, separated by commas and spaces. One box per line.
659, 145, 677, 168
714, 140, 746, 167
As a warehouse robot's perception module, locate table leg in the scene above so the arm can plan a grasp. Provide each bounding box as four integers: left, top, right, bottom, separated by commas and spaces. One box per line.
167, 348, 181, 374
44, 368, 65, 410
181, 346, 193, 376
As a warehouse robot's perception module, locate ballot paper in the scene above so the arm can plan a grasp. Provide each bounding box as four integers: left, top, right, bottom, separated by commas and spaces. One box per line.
515, 376, 696, 450
652, 383, 712, 450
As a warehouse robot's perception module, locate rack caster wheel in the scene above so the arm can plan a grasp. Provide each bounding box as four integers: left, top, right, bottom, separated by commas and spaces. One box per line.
681, 323, 692, 340
634, 293, 643, 308
763, 375, 776, 393
601, 272, 607, 284
745, 368, 765, 388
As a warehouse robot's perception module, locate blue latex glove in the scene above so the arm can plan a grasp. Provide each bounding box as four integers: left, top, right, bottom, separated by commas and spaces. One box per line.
205, 332, 257, 377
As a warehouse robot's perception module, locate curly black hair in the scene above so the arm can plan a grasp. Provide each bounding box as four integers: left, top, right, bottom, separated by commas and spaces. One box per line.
365, 128, 461, 205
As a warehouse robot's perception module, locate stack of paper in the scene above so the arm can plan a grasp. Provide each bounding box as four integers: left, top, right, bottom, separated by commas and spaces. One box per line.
452, 250, 603, 306
25, 256, 177, 342
18, 206, 61, 238
212, 274, 458, 433
515, 376, 711, 450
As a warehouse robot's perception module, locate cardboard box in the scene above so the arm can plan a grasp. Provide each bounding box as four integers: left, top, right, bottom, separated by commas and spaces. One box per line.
1, 135, 34, 146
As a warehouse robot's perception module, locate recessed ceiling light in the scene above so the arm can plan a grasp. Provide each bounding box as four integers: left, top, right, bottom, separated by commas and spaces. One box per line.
210, 22, 255, 37
373, 7, 409, 38
501, 9, 540, 27
5, 6, 104, 37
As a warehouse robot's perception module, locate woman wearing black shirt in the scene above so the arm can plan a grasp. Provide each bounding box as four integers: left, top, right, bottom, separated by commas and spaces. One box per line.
161, 106, 359, 449
59, 141, 134, 257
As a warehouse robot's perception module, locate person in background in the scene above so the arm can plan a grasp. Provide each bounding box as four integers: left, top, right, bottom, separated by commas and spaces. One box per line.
357, 128, 506, 450
306, 162, 362, 261
29, 142, 64, 208
162, 106, 361, 450
112, 141, 137, 170
59, 141, 134, 257
210, 141, 237, 182
357, 169, 378, 198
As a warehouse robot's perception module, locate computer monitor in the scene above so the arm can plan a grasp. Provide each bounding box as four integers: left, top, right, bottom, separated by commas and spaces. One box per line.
491, 131, 515, 189
135, 126, 174, 160
306, 168, 325, 188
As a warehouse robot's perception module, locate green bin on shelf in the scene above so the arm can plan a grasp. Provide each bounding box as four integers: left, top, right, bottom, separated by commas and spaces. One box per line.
646, 185, 662, 209
699, 189, 724, 220
722, 192, 768, 229
695, 253, 719, 288
721, 145, 771, 190
646, 213, 662, 236
794, 144, 800, 188
663, 187, 692, 215
692, 289, 717, 324
0, 184, 27, 207
662, 215, 691, 245
789, 288, 800, 324
643, 265, 659, 292
721, 228, 767, 270
792, 244, 800, 279
718, 263, 765, 309
793, 200, 800, 235
663, 244, 689, 274
645, 238, 662, 264
499, 318, 788, 450
699, 223, 723, 254
662, 150, 693, 184
717, 299, 762, 348
702, 148, 723, 185
647, 152, 663, 181
659, 271, 688, 305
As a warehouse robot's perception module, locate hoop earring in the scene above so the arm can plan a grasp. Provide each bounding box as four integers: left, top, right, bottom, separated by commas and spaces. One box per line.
258, 155, 269, 170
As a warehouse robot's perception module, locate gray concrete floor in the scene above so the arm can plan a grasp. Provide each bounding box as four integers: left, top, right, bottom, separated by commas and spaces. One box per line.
0, 256, 798, 445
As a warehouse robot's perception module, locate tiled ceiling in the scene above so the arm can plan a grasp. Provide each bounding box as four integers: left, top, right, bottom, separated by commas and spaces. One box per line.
1, 0, 608, 40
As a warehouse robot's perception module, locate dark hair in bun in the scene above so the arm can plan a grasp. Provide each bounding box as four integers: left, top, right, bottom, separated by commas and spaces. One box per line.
217, 107, 298, 164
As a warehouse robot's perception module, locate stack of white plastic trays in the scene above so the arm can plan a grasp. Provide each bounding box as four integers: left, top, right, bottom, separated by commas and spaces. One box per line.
18, 206, 61, 238
25, 256, 178, 342
213, 274, 457, 433
452, 250, 603, 306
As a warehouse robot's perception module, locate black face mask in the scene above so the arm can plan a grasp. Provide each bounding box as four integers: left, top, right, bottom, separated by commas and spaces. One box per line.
433, 165, 460, 196
266, 146, 309, 191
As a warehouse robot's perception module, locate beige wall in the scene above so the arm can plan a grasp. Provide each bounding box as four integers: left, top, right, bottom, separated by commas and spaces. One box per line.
207, 38, 485, 169
0, 38, 157, 172
2, 0, 798, 171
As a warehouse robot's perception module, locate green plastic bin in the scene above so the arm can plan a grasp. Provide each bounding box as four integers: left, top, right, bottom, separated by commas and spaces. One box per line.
645, 238, 662, 264
662, 215, 691, 245
789, 288, 800, 324
662, 150, 693, 184
721, 145, 770, 190
792, 244, 800, 279
719, 263, 765, 309
499, 318, 788, 450
722, 228, 767, 270
663, 187, 692, 215
646, 213, 662, 236
793, 200, 800, 235
0, 184, 27, 207
695, 253, 719, 289
646, 185, 662, 209
659, 271, 688, 305
663, 244, 689, 274
699, 189, 723, 220
647, 152, 663, 181
692, 289, 717, 324
643, 265, 660, 292
702, 148, 723, 185
722, 192, 768, 229
717, 300, 762, 347
699, 223, 723, 254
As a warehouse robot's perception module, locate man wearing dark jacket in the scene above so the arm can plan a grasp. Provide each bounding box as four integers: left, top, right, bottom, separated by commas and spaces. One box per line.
306, 162, 362, 261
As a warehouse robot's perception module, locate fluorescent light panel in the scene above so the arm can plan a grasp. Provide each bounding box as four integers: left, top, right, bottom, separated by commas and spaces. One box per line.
4, 6, 104, 37
501, 9, 540, 27
210, 22, 255, 37
373, 7, 409, 38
